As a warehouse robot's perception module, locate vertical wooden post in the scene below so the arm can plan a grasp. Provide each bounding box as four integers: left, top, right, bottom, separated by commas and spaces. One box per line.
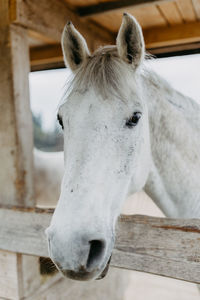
0, 3, 40, 299
0, 250, 41, 299
0, 1, 34, 207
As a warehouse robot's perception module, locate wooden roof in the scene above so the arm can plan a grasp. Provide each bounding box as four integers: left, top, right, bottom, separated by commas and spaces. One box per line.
66, 0, 199, 29
11, 0, 199, 70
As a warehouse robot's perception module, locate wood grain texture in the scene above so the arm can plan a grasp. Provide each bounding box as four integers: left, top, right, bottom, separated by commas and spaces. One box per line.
157, 1, 183, 25
148, 41, 200, 55
1, 209, 200, 283
11, 0, 115, 49
76, 0, 174, 17
176, 0, 197, 22
90, 4, 167, 33
20, 255, 41, 298
144, 21, 200, 47
0, 1, 34, 207
113, 215, 200, 283
192, 0, 200, 20
0, 251, 20, 299
0, 250, 41, 299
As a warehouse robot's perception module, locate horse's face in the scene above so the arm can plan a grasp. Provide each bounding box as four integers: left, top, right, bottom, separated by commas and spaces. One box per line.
46, 14, 151, 281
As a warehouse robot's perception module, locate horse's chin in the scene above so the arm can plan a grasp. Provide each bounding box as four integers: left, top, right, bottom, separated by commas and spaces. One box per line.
61, 269, 99, 281
60, 256, 112, 281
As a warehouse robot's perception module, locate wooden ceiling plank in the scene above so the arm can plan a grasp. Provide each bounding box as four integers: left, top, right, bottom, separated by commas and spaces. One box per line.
144, 21, 200, 48
176, 0, 197, 22
90, 4, 167, 34
89, 13, 121, 33
131, 5, 168, 28
130, 5, 167, 28
157, 1, 183, 25
10, 0, 115, 48
192, 0, 200, 20
77, 0, 174, 17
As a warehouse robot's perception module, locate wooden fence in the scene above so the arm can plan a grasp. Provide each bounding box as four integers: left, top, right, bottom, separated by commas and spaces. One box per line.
1, 207, 200, 284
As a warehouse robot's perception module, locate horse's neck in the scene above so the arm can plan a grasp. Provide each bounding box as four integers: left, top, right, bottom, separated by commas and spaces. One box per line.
143, 70, 200, 218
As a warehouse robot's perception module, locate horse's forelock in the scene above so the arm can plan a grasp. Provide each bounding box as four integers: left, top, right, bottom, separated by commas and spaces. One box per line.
61, 45, 139, 103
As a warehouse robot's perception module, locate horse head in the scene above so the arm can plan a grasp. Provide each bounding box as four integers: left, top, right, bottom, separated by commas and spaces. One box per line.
46, 13, 151, 281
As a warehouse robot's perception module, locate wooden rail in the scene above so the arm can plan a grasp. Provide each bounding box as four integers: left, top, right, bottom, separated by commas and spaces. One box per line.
1, 208, 200, 283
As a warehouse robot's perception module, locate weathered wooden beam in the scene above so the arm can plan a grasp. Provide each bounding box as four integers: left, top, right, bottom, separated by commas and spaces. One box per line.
30, 44, 63, 67
112, 215, 200, 283
30, 44, 64, 71
144, 21, 200, 48
0, 251, 41, 299
30, 38, 200, 72
1, 208, 200, 284
148, 42, 200, 56
10, 0, 115, 49
28, 18, 200, 70
0, 2, 42, 297
0, 1, 34, 207
77, 0, 173, 17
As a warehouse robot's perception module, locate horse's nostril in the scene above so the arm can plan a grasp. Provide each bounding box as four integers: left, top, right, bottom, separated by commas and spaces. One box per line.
86, 240, 105, 269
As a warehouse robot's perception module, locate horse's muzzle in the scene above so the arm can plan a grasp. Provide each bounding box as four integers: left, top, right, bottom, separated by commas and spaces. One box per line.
60, 255, 112, 281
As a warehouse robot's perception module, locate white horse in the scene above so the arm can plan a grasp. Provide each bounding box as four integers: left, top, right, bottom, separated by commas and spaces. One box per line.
46, 13, 200, 281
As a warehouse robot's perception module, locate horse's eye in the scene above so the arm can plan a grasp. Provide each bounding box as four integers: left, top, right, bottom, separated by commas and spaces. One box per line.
126, 112, 142, 128
57, 114, 64, 129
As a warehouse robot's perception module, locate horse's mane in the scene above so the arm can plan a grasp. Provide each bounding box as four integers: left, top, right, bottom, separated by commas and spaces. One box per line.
142, 69, 200, 132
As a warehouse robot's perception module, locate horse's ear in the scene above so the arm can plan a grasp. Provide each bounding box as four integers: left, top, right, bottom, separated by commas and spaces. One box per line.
116, 13, 145, 68
61, 22, 90, 71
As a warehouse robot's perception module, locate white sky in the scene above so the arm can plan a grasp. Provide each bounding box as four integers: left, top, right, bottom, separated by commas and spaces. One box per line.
29, 68, 70, 131
29, 54, 200, 131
